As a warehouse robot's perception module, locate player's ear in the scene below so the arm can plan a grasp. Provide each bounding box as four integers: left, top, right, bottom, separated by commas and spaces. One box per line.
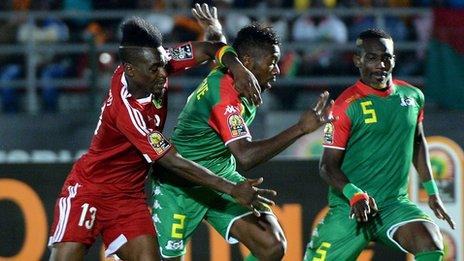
124, 63, 135, 77
241, 54, 252, 69
353, 55, 361, 68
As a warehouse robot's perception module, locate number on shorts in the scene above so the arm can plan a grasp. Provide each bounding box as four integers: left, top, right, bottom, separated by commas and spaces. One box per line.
360, 101, 377, 124
78, 203, 97, 229
171, 214, 186, 239
313, 242, 331, 261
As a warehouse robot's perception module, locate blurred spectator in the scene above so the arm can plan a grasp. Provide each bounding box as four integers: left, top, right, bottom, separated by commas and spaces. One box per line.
225, 13, 251, 39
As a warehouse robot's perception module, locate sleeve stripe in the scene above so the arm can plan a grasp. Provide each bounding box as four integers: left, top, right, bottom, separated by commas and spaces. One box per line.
322, 145, 346, 150
224, 135, 252, 146
143, 154, 152, 163
121, 87, 149, 136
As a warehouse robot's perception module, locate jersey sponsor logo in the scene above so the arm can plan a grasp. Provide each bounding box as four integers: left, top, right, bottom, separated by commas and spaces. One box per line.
224, 105, 238, 115
227, 114, 247, 137
323, 123, 334, 144
165, 240, 184, 251
169, 43, 193, 61
400, 97, 416, 107
148, 131, 171, 155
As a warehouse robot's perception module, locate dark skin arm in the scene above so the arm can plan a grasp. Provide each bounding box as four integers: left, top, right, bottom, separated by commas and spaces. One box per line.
190, 41, 261, 106
229, 92, 334, 170
319, 148, 378, 222
412, 123, 455, 229
190, 3, 262, 106
157, 147, 276, 216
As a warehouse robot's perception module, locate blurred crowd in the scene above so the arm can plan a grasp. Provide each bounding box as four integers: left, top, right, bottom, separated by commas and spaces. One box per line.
0, 0, 462, 112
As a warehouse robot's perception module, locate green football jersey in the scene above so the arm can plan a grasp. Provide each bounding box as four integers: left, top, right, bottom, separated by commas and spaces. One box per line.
322, 79, 425, 207
171, 67, 256, 183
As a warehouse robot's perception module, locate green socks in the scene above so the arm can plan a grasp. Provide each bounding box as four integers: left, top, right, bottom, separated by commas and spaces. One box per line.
415, 250, 444, 261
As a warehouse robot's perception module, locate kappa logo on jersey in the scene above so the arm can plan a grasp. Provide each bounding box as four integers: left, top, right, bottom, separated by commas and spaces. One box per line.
170, 43, 193, 61
166, 240, 184, 250
228, 114, 247, 137
400, 97, 416, 107
224, 105, 237, 115
323, 123, 334, 144
148, 131, 170, 155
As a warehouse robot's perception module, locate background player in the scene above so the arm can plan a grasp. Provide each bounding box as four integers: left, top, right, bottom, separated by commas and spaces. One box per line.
304, 29, 455, 261
151, 22, 334, 261
48, 16, 275, 261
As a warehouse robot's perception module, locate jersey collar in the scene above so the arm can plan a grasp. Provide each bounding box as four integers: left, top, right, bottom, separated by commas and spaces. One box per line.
354, 79, 394, 97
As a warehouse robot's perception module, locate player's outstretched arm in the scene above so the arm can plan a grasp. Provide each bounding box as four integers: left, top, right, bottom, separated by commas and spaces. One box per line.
228, 91, 333, 170
157, 147, 276, 216
192, 3, 226, 43
413, 123, 455, 229
320, 148, 378, 222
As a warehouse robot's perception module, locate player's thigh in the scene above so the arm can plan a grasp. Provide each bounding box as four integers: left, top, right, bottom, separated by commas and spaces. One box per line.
49, 183, 100, 249
100, 196, 157, 257
206, 191, 280, 244
115, 234, 160, 261
304, 207, 369, 261
152, 182, 210, 258
230, 213, 286, 253
376, 199, 440, 253
49, 242, 86, 261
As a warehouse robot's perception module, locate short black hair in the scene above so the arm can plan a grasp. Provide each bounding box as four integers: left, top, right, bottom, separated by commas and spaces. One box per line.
232, 23, 280, 59
120, 16, 162, 47
355, 28, 392, 55
119, 17, 162, 64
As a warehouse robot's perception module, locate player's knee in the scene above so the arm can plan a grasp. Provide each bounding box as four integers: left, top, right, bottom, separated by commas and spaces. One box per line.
419, 222, 444, 252
49, 242, 86, 261
255, 237, 286, 261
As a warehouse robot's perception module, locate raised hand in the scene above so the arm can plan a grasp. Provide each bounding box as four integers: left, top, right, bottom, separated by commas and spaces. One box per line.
230, 177, 277, 217
297, 91, 335, 134
428, 195, 455, 229
350, 196, 378, 222
192, 3, 224, 42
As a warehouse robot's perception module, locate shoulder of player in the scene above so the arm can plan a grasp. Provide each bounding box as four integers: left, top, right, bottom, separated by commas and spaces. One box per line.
333, 84, 363, 111
393, 79, 424, 98
207, 68, 240, 103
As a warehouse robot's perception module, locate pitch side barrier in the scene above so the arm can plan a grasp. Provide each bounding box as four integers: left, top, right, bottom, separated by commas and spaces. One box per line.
0, 161, 405, 260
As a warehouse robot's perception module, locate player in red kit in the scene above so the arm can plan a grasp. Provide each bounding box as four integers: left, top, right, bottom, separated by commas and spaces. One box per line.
48, 16, 275, 261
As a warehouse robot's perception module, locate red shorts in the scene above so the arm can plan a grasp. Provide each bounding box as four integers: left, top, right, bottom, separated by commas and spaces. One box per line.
48, 181, 155, 256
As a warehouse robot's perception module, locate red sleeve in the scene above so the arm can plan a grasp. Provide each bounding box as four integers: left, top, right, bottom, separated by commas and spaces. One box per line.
323, 101, 351, 150
207, 78, 251, 145
115, 99, 171, 163
166, 42, 199, 74
417, 108, 424, 123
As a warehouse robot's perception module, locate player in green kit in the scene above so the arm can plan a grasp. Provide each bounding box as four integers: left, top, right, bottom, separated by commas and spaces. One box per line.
304, 29, 455, 261
151, 20, 334, 261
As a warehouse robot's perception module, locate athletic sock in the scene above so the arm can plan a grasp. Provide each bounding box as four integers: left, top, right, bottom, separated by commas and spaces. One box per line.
415, 250, 444, 261
244, 254, 259, 261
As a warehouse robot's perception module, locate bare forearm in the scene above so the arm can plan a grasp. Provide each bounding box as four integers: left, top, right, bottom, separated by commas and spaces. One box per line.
320, 163, 351, 192
159, 151, 235, 194
413, 134, 434, 182
237, 124, 304, 169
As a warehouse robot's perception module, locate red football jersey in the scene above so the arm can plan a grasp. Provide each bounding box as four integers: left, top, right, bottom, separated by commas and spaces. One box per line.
66, 42, 198, 196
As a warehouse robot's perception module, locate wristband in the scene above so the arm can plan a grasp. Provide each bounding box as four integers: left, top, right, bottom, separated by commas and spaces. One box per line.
349, 192, 369, 207
342, 183, 363, 200
215, 45, 237, 67
422, 180, 439, 196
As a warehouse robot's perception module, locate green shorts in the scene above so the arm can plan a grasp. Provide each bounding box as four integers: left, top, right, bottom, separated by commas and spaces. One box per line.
304, 197, 435, 261
151, 180, 273, 258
